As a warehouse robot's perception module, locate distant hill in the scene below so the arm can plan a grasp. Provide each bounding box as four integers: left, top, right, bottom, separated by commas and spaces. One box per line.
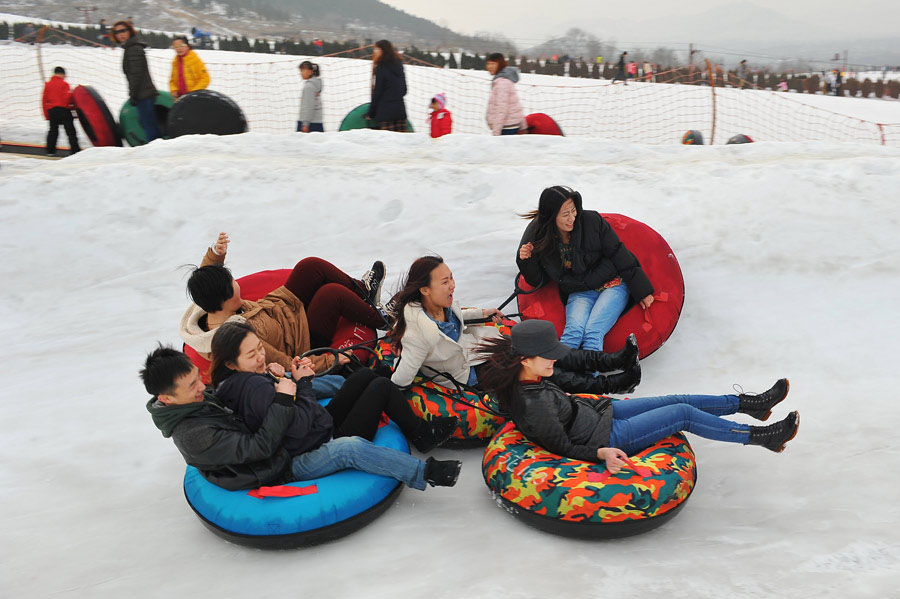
0, 0, 514, 52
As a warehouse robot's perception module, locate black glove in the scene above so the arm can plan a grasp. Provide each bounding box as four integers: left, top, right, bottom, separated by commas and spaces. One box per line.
128, 98, 137, 106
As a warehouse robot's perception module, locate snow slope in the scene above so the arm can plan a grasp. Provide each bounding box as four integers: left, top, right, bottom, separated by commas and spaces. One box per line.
1, 130, 899, 597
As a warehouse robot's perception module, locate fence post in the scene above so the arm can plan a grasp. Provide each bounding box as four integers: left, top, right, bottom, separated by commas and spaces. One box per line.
706, 59, 717, 145
877, 123, 886, 146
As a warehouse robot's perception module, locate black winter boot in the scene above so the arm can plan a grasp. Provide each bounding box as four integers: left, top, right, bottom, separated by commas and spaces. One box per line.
604, 360, 641, 394
749, 411, 799, 453
598, 333, 639, 371
739, 378, 790, 421
424, 457, 462, 487
411, 416, 459, 453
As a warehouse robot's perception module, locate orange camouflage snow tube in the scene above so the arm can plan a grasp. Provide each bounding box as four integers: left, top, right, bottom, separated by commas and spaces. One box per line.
482, 398, 697, 538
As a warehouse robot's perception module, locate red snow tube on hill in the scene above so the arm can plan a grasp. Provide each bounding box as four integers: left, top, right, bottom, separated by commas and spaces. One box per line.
517, 214, 684, 359
184, 269, 377, 384
72, 85, 122, 147
525, 113, 564, 136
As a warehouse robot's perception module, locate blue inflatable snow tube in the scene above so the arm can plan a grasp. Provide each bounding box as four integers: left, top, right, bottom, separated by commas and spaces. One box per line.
184, 418, 408, 549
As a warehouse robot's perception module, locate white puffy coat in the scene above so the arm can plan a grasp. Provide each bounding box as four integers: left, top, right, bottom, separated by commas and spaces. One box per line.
390, 301, 502, 388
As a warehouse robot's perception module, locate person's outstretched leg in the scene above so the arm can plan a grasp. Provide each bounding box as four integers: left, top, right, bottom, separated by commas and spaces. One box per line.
284, 257, 363, 305
581, 282, 630, 352
612, 393, 740, 419
325, 368, 381, 433
290, 436, 429, 489
306, 284, 385, 341
561, 290, 598, 350
610, 403, 750, 455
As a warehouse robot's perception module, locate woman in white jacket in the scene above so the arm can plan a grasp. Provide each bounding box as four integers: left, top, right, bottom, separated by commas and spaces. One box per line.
389, 256, 504, 388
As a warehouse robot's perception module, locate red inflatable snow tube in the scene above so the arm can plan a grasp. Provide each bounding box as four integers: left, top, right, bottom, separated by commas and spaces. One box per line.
72, 85, 121, 147
184, 268, 377, 384
525, 113, 564, 136
517, 214, 684, 359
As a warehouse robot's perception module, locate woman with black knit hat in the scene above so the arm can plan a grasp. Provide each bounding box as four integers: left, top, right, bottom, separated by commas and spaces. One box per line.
516, 185, 654, 356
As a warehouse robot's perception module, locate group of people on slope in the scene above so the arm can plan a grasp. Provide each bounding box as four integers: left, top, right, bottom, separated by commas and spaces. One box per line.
143, 185, 801, 502
296, 43, 529, 138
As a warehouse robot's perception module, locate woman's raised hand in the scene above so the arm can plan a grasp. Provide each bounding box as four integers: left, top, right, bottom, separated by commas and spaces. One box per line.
275, 377, 297, 396
596, 447, 628, 474
291, 356, 316, 379
639, 294, 654, 309
212, 231, 229, 255
267, 362, 285, 378
519, 242, 534, 260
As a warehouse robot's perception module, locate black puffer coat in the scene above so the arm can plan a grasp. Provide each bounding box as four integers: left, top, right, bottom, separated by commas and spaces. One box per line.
509, 379, 613, 463
147, 391, 295, 491
516, 193, 653, 302
368, 60, 407, 122
122, 36, 157, 101
216, 372, 333, 458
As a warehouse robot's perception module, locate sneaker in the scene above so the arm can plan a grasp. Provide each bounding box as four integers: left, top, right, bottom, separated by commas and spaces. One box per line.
360, 261, 385, 307
375, 304, 394, 331
424, 457, 462, 487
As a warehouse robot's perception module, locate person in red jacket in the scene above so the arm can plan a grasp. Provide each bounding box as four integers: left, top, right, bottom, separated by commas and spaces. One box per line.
427, 93, 452, 138
42, 67, 81, 156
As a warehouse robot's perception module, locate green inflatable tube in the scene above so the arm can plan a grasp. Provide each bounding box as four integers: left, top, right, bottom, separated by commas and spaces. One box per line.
339, 103, 414, 132
119, 91, 174, 146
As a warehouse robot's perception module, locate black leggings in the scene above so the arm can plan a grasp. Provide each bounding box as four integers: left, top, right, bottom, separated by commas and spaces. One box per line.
326, 369, 420, 440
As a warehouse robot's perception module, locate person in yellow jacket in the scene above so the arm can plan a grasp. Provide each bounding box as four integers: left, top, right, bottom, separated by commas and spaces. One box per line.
169, 35, 210, 100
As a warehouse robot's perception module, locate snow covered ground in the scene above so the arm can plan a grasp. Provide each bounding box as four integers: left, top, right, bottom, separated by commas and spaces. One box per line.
1, 129, 899, 597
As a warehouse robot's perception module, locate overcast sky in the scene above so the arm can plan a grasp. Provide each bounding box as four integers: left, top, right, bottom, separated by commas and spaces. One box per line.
382, 0, 899, 45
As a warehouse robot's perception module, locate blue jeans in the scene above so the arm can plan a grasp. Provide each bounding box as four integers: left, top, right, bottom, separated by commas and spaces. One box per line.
561, 283, 630, 351
311, 374, 345, 399
609, 394, 750, 455
290, 436, 428, 490
135, 97, 162, 141
297, 121, 324, 132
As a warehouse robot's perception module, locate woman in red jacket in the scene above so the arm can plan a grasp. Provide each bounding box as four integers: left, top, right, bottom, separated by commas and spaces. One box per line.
42, 66, 81, 156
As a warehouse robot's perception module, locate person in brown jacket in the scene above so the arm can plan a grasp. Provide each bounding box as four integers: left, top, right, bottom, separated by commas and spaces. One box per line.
179, 232, 388, 377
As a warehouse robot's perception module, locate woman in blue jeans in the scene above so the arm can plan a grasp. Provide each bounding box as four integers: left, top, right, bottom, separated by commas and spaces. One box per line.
208, 322, 461, 488
476, 321, 800, 471
516, 185, 654, 356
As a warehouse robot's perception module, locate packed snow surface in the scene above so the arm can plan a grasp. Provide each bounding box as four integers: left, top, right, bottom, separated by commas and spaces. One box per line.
1, 129, 899, 598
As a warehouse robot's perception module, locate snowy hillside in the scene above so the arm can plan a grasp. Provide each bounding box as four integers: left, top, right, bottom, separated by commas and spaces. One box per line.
1, 129, 899, 597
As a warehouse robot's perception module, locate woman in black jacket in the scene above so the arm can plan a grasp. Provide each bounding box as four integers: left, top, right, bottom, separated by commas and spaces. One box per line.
477, 320, 800, 472
209, 322, 461, 488
111, 20, 161, 141
367, 39, 408, 132
517, 185, 653, 354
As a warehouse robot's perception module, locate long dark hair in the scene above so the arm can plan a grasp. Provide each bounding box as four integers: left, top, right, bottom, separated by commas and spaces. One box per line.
473, 336, 526, 412
388, 255, 445, 350
299, 60, 320, 76
210, 321, 257, 387
374, 39, 399, 64
520, 185, 583, 257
